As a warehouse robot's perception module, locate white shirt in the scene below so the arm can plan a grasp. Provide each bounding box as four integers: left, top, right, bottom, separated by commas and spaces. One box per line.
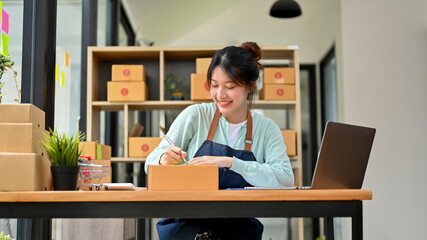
228, 121, 247, 148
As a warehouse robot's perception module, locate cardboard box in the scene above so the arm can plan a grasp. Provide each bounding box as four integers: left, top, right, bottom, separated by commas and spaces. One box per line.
77, 159, 112, 190
259, 84, 295, 100
196, 58, 212, 74
129, 137, 162, 157
0, 123, 46, 154
281, 130, 297, 157
148, 165, 218, 191
111, 64, 146, 81
263, 67, 295, 84
0, 104, 45, 128
79, 142, 112, 160
107, 81, 149, 102
0, 153, 52, 191
191, 73, 211, 100
129, 123, 144, 137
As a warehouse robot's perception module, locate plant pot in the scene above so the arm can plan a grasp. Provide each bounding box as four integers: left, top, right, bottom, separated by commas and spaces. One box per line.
50, 165, 80, 190
171, 92, 184, 100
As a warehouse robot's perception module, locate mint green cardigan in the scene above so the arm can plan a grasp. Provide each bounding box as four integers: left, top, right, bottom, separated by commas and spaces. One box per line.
144, 102, 294, 187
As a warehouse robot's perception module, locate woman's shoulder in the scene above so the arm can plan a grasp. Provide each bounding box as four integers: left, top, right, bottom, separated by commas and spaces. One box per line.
191, 102, 216, 114
181, 102, 216, 117
252, 111, 280, 131
252, 111, 274, 124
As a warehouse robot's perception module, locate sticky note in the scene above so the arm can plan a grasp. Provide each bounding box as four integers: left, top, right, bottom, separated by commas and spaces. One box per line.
96, 144, 102, 159
1, 9, 9, 34
61, 71, 65, 87
64, 51, 69, 68
2, 32, 9, 56
55, 65, 59, 81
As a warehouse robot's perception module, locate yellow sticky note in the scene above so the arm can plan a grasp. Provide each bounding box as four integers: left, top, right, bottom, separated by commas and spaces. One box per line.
2, 32, 10, 56
64, 51, 69, 68
61, 71, 65, 87
55, 65, 59, 81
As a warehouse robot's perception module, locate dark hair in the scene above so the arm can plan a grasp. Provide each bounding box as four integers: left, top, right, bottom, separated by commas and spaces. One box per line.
207, 42, 262, 105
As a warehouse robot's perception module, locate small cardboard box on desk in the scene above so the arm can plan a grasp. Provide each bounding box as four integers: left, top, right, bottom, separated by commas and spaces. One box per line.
0, 104, 52, 191
78, 142, 112, 189
148, 165, 218, 191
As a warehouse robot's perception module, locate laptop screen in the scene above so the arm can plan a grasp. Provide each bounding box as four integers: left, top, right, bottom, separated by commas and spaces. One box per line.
310, 121, 376, 189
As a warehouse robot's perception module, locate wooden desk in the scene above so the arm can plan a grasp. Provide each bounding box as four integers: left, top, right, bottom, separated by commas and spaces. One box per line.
0, 189, 372, 240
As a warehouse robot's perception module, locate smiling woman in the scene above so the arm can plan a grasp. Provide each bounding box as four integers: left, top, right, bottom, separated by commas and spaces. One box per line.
145, 42, 294, 240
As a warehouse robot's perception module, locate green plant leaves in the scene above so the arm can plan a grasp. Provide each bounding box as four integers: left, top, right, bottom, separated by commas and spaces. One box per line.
40, 128, 86, 166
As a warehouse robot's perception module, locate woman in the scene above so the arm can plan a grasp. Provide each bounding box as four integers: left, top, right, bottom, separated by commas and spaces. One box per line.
145, 42, 294, 240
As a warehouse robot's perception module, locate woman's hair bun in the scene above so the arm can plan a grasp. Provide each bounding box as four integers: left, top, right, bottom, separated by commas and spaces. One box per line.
240, 42, 262, 62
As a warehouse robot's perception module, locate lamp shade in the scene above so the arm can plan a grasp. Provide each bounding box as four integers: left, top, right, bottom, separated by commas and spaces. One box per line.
270, 0, 302, 18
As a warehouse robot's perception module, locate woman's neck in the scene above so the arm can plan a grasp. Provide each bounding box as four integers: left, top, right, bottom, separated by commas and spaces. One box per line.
221, 107, 249, 124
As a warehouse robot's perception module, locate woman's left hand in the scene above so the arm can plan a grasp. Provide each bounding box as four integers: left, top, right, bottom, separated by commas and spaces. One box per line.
187, 156, 233, 168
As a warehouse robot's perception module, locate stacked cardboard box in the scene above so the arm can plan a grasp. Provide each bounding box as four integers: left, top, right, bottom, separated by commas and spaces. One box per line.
107, 64, 149, 101
0, 104, 52, 191
191, 58, 212, 100
281, 129, 297, 157
78, 142, 112, 190
260, 67, 296, 100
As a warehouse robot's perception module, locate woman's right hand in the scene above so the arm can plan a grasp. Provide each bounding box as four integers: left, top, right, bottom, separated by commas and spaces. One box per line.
159, 145, 187, 165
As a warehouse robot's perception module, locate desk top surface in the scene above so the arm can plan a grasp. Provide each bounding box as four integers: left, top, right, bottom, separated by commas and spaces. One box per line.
0, 189, 372, 202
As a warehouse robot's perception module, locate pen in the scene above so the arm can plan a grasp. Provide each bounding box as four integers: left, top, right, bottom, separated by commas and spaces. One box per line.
158, 124, 188, 164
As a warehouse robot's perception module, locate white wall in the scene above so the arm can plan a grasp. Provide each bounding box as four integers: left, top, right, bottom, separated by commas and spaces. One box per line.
341, 0, 427, 239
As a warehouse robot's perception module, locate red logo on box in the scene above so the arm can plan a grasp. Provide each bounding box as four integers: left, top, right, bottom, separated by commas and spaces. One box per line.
276, 88, 284, 96
204, 81, 209, 91
141, 144, 149, 152
123, 69, 131, 76
121, 88, 129, 96
274, 72, 282, 79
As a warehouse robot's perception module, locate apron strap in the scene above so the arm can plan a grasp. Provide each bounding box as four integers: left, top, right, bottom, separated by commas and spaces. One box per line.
207, 108, 221, 141
244, 110, 253, 152
207, 108, 253, 152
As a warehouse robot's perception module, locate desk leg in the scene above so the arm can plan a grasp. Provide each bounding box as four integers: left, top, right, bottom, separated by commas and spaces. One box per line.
352, 201, 363, 240
324, 217, 334, 240
32, 219, 51, 240
17, 218, 51, 240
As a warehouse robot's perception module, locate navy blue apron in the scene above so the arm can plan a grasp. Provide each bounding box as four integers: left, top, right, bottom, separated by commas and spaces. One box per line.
157, 109, 263, 240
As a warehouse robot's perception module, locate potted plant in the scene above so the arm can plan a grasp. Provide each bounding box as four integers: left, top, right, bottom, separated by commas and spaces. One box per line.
40, 129, 85, 190
0, 53, 20, 103
165, 73, 187, 100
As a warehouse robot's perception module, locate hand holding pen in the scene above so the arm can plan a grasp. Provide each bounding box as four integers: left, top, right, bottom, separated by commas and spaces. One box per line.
158, 124, 188, 165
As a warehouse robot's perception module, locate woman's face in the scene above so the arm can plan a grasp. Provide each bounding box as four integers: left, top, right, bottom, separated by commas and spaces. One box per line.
210, 67, 249, 124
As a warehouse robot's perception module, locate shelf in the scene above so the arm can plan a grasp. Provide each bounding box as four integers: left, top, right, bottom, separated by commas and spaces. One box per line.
92, 100, 297, 111
111, 157, 146, 163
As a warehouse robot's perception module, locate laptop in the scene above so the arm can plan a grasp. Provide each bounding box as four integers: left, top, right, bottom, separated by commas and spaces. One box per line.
246, 121, 376, 190
307, 121, 376, 189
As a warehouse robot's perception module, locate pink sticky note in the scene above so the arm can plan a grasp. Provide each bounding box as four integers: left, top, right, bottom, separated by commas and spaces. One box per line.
2, 9, 9, 34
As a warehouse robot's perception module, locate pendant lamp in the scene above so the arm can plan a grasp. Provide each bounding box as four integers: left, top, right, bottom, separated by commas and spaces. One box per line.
269, 0, 302, 18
